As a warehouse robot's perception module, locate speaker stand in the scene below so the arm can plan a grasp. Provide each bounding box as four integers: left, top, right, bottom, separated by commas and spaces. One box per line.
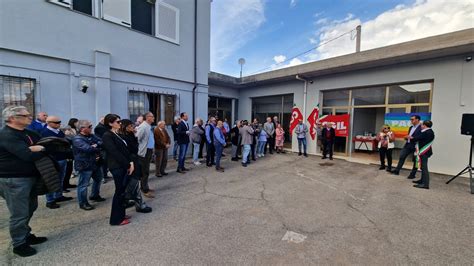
446, 136, 473, 194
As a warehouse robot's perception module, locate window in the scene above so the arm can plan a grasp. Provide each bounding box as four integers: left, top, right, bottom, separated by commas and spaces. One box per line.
388, 83, 431, 104
0, 76, 35, 127
73, 0, 93, 15
352, 87, 386, 105
322, 90, 350, 107
103, 0, 132, 27
164, 95, 176, 124
128, 91, 148, 122
128, 91, 175, 125
156, 1, 179, 43
131, 0, 154, 35
49, 0, 72, 8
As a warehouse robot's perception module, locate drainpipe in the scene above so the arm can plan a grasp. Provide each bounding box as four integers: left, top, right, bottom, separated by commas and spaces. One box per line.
295, 75, 308, 120
192, 0, 198, 123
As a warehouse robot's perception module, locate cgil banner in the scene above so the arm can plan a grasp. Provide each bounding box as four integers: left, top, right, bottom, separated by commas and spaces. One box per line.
289, 107, 303, 135
384, 112, 432, 138
319, 114, 350, 137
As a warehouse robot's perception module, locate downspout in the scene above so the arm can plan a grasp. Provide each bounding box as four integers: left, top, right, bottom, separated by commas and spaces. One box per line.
295, 75, 308, 119
192, 0, 198, 123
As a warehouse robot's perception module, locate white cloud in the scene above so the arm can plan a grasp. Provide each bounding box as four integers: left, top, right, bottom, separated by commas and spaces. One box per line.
273, 55, 287, 64
290, 0, 297, 8
288, 0, 474, 67
211, 0, 266, 71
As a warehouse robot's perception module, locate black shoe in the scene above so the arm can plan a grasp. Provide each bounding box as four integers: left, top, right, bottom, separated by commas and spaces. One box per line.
391, 170, 399, 175
413, 184, 429, 189
386, 167, 392, 172
46, 202, 60, 209
407, 175, 416, 179
269, 152, 273, 154
329, 157, 333, 160
322, 156, 327, 160
298, 153, 302, 156
182, 167, 190, 171
412, 179, 423, 184
66, 184, 77, 188
13, 243, 36, 257
304, 153, 308, 157
125, 201, 135, 209
136, 206, 152, 213
231, 158, 238, 161
242, 163, 247, 167
379, 166, 386, 170
206, 164, 212, 167
177, 169, 185, 174
89, 196, 106, 202
80, 204, 95, 211
161, 172, 168, 176
27, 234, 48, 245
56, 196, 73, 202
155, 174, 163, 178
63, 189, 71, 193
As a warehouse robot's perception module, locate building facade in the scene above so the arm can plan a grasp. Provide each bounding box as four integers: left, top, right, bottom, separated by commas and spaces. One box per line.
209, 29, 474, 176
0, 0, 211, 127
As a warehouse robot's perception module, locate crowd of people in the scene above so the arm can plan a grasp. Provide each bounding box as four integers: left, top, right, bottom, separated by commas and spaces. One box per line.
0, 105, 435, 257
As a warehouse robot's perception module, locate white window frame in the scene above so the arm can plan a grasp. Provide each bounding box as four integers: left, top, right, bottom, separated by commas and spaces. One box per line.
102, 0, 132, 28
155, 1, 180, 44
48, 0, 72, 8
48, 0, 98, 17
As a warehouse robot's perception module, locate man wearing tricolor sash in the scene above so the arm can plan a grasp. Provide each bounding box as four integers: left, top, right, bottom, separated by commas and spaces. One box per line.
409, 120, 435, 189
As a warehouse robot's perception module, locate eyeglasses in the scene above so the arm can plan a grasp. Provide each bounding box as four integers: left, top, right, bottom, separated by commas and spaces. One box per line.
50, 121, 61, 124
115, 120, 122, 124
88, 125, 93, 129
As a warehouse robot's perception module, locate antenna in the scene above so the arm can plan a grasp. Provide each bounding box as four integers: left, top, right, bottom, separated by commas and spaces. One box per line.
238, 58, 246, 78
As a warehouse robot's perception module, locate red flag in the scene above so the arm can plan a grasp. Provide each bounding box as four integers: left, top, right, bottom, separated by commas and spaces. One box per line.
289, 107, 303, 135
307, 107, 319, 140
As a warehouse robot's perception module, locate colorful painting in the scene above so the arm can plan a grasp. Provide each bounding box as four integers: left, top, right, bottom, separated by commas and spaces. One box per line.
384, 113, 431, 138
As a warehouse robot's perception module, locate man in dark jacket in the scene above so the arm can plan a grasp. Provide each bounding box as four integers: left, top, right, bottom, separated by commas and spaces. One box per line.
230, 120, 241, 161
72, 120, 105, 211
94, 117, 109, 179
41, 115, 73, 209
391, 115, 423, 177
176, 112, 190, 173
411, 120, 435, 189
0, 106, 48, 257
171, 116, 181, 161
205, 117, 217, 167
321, 122, 336, 160
27, 111, 47, 134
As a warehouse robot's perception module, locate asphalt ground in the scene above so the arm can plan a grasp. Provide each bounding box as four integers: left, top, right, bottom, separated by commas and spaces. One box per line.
1, 150, 473, 265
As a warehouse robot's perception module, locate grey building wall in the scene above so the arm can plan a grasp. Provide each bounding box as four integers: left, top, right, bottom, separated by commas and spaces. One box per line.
0, 0, 211, 124
210, 54, 474, 175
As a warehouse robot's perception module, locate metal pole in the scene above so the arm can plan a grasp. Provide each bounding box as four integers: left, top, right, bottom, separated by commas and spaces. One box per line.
356, 25, 361, 52
240, 65, 243, 78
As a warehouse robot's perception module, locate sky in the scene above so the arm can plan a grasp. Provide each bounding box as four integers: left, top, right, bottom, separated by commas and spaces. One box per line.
210, 0, 474, 77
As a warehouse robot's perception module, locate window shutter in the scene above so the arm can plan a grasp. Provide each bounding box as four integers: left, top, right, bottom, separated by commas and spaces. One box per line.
103, 0, 132, 27
156, 2, 179, 44
49, 0, 72, 8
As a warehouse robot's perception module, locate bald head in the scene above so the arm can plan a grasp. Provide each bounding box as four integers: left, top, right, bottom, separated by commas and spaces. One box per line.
46, 115, 62, 129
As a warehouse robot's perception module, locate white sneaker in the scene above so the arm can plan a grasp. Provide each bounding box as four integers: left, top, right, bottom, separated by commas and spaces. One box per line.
194, 161, 202, 166
262, 154, 265, 157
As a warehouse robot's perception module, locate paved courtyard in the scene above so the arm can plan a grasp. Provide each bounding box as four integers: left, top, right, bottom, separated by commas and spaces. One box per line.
1, 151, 473, 265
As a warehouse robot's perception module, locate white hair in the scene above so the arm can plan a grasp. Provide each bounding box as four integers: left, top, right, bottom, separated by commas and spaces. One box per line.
2, 105, 27, 122
77, 120, 91, 130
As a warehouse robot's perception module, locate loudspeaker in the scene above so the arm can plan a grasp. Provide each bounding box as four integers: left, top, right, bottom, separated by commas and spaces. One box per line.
461, 113, 474, 135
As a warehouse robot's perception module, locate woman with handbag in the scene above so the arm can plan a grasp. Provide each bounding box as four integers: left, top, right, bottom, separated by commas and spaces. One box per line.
101, 114, 134, 226
118, 119, 152, 214
377, 125, 395, 171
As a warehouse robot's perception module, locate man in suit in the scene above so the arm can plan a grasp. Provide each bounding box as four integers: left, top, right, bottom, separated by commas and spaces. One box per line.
176, 112, 190, 173
153, 121, 171, 178
391, 115, 422, 178
263, 117, 275, 155
321, 122, 335, 160
41, 116, 73, 209
295, 119, 309, 157
27, 112, 47, 134
410, 120, 435, 189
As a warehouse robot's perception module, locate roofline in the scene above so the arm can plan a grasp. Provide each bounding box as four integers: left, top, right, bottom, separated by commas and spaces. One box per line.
209, 28, 474, 88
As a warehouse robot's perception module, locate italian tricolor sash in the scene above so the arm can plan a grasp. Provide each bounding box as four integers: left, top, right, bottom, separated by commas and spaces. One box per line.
415, 141, 433, 169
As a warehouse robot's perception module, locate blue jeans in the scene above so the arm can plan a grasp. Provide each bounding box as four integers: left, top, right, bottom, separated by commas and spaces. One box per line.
77, 168, 103, 206
0, 177, 38, 247
214, 142, 223, 168
257, 141, 266, 155
193, 143, 200, 162
178, 143, 189, 170
242, 144, 251, 164
46, 159, 67, 203
298, 138, 307, 154
173, 140, 179, 160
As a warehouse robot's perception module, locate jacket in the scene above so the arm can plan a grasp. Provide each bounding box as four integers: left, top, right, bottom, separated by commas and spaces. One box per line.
154, 126, 171, 150
34, 156, 61, 195
404, 124, 422, 149
72, 134, 102, 172
321, 127, 336, 143
120, 132, 142, 178
412, 128, 435, 157
213, 127, 226, 146
94, 123, 108, 139
40, 128, 69, 161
176, 120, 190, 145
263, 122, 275, 138
0, 126, 42, 178
189, 125, 205, 144
171, 123, 179, 140
205, 123, 215, 144
102, 131, 133, 170
136, 122, 151, 157
295, 123, 308, 139
27, 119, 46, 134
239, 125, 255, 145
230, 126, 240, 145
